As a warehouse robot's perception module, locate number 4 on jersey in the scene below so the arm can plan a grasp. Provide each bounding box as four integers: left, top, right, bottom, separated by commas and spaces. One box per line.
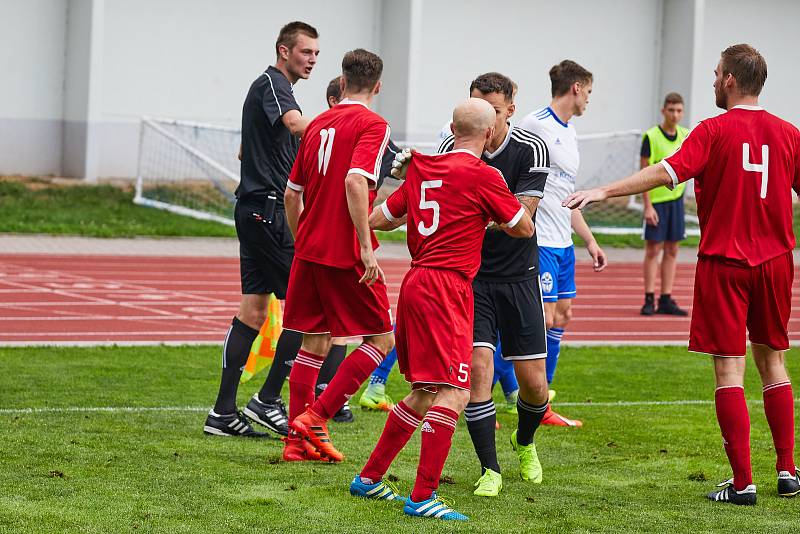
742, 142, 769, 199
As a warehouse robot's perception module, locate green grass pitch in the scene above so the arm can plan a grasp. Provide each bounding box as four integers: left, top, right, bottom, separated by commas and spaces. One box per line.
1, 345, 797, 533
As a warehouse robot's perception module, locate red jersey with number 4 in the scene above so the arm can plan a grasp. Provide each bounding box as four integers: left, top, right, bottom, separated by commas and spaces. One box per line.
382, 150, 524, 279
287, 100, 391, 269
663, 106, 800, 266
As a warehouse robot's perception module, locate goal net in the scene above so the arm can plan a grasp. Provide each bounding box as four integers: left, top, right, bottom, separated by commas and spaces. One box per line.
572, 130, 699, 235
135, 118, 698, 235
135, 117, 241, 226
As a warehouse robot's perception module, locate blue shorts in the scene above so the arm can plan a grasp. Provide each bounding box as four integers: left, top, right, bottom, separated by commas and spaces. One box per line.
538, 246, 576, 303
642, 197, 686, 242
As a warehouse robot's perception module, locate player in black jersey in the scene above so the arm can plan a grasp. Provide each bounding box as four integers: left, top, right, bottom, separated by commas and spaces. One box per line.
438, 72, 550, 497
204, 22, 320, 439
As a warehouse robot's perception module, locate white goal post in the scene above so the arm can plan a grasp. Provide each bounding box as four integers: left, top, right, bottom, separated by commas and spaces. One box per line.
135, 116, 698, 235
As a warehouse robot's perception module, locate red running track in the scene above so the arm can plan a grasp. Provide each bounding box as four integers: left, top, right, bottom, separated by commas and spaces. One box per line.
1, 254, 799, 346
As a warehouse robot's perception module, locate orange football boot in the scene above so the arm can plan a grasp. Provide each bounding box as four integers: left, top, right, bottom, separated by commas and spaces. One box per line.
291, 409, 344, 462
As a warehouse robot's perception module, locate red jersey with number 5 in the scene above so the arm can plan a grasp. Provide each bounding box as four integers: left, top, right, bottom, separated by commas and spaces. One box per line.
287, 100, 391, 269
663, 106, 800, 266
382, 150, 524, 279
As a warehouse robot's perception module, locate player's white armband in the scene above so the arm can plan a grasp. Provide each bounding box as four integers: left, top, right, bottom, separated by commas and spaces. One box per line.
390, 148, 413, 179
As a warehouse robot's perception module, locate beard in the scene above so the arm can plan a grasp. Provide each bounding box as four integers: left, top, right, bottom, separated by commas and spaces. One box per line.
715, 87, 727, 110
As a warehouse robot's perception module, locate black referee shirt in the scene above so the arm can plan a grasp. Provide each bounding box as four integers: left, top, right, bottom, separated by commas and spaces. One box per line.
237, 66, 301, 207
439, 126, 549, 281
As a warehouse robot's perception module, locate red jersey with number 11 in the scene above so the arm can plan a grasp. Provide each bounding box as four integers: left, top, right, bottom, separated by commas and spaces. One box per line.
382, 150, 524, 280
663, 106, 800, 266
287, 100, 391, 269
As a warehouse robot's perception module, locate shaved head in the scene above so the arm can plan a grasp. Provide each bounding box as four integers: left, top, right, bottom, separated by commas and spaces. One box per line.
452, 98, 495, 139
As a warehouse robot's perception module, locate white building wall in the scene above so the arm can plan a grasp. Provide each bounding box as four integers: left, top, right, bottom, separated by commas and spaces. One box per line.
405, 0, 663, 141
0, 0, 67, 175
97, 0, 380, 177
693, 0, 800, 125
2, 0, 799, 179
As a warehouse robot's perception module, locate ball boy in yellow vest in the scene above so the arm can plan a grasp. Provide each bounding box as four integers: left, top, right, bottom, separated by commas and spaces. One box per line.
640, 92, 690, 316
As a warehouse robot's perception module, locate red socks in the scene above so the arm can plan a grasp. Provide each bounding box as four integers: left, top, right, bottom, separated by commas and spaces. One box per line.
411, 406, 459, 503
288, 350, 325, 422
360, 401, 423, 482
715, 385, 752, 490
763, 381, 796, 474
312, 343, 385, 419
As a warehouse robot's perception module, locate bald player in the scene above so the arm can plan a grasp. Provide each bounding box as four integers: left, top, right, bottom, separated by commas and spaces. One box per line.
349, 98, 533, 521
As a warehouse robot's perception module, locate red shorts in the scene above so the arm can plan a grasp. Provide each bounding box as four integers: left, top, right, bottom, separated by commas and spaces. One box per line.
282, 258, 393, 338
690, 252, 793, 356
395, 267, 473, 391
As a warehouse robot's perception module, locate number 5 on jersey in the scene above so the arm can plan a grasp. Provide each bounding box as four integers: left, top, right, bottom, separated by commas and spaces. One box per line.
742, 142, 768, 199
418, 180, 442, 236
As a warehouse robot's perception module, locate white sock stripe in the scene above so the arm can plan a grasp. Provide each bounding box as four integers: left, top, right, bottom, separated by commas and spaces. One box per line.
295, 355, 324, 369
296, 351, 325, 362
358, 343, 384, 362
763, 381, 792, 392
464, 410, 495, 422
426, 410, 457, 423
425, 413, 457, 429
464, 408, 495, 418
464, 404, 496, 420
715, 385, 745, 392
366, 352, 383, 366
220, 325, 233, 368
394, 404, 422, 424
392, 406, 421, 428
464, 408, 496, 419
464, 402, 495, 413
517, 398, 548, 413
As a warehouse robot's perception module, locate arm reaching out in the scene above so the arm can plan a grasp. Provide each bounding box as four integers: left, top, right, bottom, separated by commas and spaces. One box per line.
563, 163, 672, 210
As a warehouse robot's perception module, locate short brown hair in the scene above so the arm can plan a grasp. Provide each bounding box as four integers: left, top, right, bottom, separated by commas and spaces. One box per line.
275, 21, 318, 57
720, 44, 768, 96
663, 92, 684, 107
326, 76, 342, 103
341, 49, 383, 93
549, 60, 593, 97
469, 72, 515, 102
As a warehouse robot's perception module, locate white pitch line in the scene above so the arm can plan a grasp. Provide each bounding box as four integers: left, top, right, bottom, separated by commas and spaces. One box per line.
2, 399, 798, 415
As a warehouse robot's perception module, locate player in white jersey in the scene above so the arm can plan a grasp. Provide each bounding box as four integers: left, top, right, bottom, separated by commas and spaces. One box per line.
518, 60, 607, 427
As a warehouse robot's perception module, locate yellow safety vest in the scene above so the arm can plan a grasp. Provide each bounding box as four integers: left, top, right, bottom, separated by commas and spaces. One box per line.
645, 124, 689, 203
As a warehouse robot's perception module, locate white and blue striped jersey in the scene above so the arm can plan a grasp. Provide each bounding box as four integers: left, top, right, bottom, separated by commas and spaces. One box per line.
518, 107, 580, 248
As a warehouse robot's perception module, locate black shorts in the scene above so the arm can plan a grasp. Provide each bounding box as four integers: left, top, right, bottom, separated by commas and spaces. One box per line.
234, 196, 294, 297
642, 196, 686, 242
472, 277, 547, 360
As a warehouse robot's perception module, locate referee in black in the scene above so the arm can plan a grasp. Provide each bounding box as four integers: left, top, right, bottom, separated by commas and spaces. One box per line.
439, 72, 551, 495
203, 21, 320, 438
